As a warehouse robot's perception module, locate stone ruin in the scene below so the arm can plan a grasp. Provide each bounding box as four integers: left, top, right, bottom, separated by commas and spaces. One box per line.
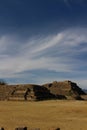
0, 84, 55, 101
0, 80, 86, 101
42, 80, 86, 100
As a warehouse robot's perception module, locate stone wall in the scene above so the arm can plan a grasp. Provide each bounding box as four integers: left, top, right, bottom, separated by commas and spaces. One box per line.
0, 81, 86, 101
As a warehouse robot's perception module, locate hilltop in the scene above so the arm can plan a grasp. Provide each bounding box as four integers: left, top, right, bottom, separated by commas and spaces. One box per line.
0, 80, 86, 101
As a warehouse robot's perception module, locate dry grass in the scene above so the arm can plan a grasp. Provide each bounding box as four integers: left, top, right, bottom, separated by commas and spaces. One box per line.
0, 100, 87, 130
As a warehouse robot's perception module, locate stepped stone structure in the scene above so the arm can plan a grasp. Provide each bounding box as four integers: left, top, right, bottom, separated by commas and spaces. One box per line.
42, 80, 86, 100
0, 84, 55, 101
0, 80, 86, 101
0, 85, 14, 100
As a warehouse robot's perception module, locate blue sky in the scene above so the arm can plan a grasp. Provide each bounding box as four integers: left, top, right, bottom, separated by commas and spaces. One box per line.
0, 0, 87, 88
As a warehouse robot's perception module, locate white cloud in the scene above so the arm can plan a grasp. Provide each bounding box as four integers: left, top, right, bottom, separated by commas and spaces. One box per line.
76, 79, 87, 89
63, 0, 86, 7
0, 27, 87, 88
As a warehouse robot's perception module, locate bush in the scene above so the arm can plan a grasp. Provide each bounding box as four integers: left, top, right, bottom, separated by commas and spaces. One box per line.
0, 79, 7, 85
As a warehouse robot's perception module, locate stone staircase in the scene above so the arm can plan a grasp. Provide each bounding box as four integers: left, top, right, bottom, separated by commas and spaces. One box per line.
0, 85, 14, 100
0, 81, 86, 101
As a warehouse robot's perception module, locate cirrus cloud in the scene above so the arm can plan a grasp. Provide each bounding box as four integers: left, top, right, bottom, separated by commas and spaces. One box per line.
0, 27, 87, 88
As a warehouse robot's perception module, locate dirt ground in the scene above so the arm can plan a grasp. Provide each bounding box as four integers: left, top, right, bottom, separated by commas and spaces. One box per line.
0, 100, 87, 130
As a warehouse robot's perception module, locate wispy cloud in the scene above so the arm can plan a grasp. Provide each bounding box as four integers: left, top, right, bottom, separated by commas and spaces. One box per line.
0, 27, 87, 87
64, 0, 71, 7
63, 0, 86, 7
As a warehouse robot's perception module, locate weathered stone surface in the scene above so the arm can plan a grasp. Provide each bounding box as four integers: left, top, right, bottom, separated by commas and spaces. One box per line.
0, 84, 55, 101
42, 80, 86, 100
0, 80, 86, 101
